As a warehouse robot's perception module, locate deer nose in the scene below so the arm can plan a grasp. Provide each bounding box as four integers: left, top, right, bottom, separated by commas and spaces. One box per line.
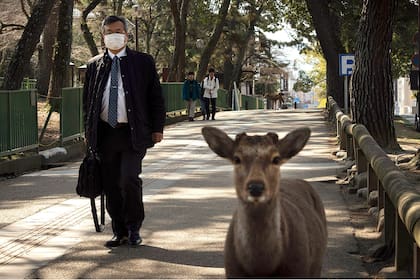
247, 182, 265, 197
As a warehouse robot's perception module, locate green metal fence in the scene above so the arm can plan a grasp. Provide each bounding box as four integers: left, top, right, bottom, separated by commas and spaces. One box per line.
0, 77, 37, 89
216, 89, 230, 109
161, 82, 185, 112
160, 83, 263, 112
0, 89, 38, 156
241, 94, 265, 110
61, 87, 84, 144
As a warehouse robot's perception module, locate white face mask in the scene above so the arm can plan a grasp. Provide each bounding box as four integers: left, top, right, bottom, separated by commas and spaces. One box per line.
104, 33, 126, 51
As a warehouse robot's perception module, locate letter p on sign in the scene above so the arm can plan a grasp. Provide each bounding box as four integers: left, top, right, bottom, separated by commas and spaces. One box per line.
339, 54, 355, 76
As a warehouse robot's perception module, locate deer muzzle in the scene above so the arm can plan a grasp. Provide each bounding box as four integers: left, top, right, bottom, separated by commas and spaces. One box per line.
247, 182, 265, 197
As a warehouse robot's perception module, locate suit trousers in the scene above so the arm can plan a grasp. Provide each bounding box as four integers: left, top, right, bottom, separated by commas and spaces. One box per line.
98, 121, 146, 237
204, 97, 216, 119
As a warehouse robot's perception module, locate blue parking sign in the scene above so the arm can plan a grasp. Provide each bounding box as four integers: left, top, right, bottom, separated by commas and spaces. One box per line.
339, 54, 355, 76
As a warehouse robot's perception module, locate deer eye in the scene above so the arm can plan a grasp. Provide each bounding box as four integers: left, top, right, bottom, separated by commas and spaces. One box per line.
233, 156, 241, 165
272, 156, 281, 165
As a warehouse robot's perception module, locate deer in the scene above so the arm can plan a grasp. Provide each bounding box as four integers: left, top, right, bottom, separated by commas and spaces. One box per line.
201, 126, 328, 278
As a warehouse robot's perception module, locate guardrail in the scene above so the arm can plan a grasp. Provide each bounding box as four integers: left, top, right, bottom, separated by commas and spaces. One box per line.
0, 89, 38, 156
328, 96, 420, 277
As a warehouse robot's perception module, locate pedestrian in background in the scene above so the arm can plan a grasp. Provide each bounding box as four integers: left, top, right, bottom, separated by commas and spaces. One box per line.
182, 71, 201, 121
82, 15, 166, 248
203, 68, 219, 120
199, 80, 207, 120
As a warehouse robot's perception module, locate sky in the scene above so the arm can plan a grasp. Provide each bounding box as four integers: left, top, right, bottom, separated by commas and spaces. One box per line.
264, 29, 314, 78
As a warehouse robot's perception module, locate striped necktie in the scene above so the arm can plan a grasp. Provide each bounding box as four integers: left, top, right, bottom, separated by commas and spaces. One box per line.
108, 56, 119, 127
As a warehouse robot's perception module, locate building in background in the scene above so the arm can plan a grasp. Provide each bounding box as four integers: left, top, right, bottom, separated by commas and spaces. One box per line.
394, 77, 416, 116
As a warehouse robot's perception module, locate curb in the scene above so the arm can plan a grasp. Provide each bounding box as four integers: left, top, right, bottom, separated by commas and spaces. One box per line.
39, 141, 86, 167
0, 141, 86, 177
0, 154, 43, 176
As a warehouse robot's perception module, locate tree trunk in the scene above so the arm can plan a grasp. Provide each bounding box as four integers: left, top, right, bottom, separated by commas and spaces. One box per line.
168, 0, 189, 82
223, 40, 234, 91
81, 0, 102, 57
228, 6, 262, 94
47, 0, 73, 110
351, 0, 399, 151
305, 0, 345, 108
2, 0, 55, 90
36, 2, 59, 96
196, 0, 231, 82
116, 0, 123, 16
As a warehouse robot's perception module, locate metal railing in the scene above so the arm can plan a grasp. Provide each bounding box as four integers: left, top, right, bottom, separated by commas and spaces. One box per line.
241, 94, 264, 110
328, 96, 420, 277
61, 87, 84, 144
0, 77, 37, 90
161, 82, 232, 113
0, 89, 38, 156
161, 82, 185, 112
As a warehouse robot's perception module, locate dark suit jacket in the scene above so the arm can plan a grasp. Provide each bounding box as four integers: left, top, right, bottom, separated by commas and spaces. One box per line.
83, 47, 166, 152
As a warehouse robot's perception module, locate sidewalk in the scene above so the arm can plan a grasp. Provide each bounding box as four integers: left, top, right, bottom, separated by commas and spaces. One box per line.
0, 109, 377, 278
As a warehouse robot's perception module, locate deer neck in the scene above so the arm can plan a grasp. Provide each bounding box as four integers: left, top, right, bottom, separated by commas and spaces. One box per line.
234, 197, 284, 272
236, 196, 283, 247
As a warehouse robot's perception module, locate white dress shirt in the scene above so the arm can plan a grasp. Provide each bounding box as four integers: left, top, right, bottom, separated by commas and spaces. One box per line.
100, 49, 128, 124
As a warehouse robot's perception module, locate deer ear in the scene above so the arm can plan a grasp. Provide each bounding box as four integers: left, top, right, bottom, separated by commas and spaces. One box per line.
202, 126, 234, 159
277, 127, 310, 160
266, 132, 279, 143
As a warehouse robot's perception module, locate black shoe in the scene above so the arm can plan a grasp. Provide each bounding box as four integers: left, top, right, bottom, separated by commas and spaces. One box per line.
128, 231, 142, 246
105, 235, 128, 248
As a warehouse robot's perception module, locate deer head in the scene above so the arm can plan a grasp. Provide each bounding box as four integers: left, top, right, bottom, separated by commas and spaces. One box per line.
202, 126, 311, 204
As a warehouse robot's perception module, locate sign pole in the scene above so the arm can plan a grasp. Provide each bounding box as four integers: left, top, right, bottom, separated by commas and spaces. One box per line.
344, 76, 348, 114
417, 3, 420, 131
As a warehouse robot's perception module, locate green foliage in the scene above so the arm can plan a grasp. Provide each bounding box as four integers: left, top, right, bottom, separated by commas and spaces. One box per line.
392, 0, 417, 78
280, 0, 418, 80
293, 70, 313, 93
305, 48, 326, 99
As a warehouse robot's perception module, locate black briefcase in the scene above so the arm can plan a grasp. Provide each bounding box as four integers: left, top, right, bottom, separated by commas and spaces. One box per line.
76, 148, 105, 232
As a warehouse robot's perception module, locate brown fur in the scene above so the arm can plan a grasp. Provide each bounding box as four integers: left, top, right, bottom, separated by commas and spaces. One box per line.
202, 126, 328, 278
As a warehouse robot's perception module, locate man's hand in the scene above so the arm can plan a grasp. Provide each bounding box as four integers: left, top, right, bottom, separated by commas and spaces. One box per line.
152, 132, 163, 143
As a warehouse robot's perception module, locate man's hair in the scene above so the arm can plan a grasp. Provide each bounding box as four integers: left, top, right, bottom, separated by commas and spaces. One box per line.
208, 68, 215, 73
101, 15, 128, 33
188, 71, 194, 75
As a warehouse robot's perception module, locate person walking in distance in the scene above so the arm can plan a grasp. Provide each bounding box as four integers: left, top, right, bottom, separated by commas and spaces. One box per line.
82, 15, 166, 247
199, 80, 207, 120
203, 68, 219, 120
182, 71, 201, 121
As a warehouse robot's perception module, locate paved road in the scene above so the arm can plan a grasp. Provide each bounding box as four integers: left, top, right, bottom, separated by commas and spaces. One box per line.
0, 109, 370, 278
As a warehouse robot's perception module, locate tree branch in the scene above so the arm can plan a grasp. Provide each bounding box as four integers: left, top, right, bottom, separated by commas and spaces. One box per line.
0, 21, 26, 34
20, 0, 30, 19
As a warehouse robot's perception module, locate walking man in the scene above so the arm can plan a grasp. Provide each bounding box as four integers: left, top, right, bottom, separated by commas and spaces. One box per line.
182, 71, 201, 121
82, 15, 166, 247
203, 68, 219, 120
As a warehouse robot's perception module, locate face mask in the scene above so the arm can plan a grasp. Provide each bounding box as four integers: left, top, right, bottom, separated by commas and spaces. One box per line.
104, 33, 126, 51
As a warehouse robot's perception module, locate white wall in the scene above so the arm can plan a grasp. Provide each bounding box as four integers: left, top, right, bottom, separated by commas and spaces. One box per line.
395, 77, 416, 115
